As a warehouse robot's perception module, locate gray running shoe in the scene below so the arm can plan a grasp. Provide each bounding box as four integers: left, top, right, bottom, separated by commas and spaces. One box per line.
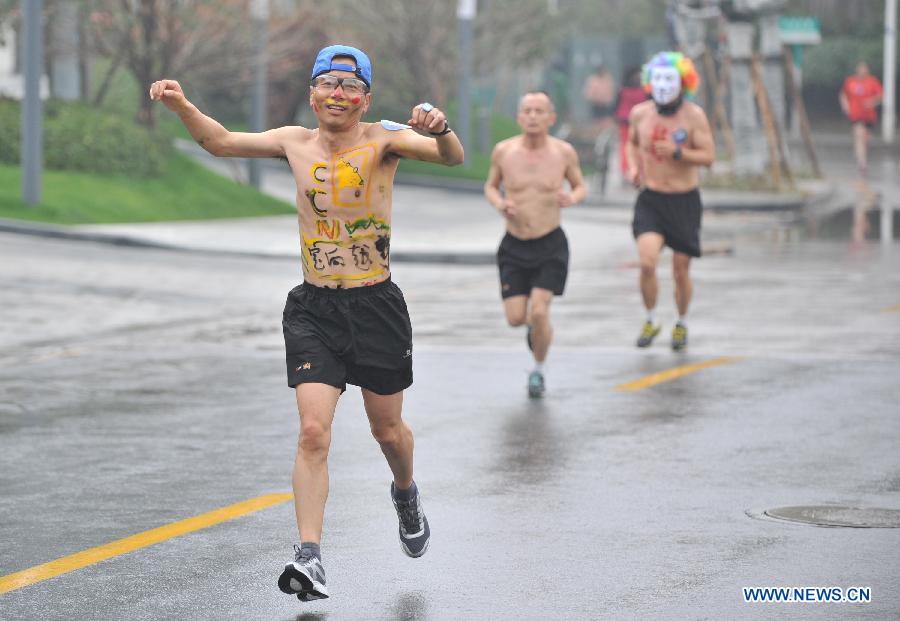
671, 323, 688, 351
636, 321, 661, 348
527, 370, 545, 398
391, 482, 430, 558
278, 545, 329, 601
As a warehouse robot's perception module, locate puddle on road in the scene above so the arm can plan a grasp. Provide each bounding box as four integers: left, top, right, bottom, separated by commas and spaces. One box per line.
810, 177, 899, 241
750, 505, 900, 528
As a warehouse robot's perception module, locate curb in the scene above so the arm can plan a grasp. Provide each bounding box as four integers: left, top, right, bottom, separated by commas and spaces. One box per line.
0, 218, 496, 265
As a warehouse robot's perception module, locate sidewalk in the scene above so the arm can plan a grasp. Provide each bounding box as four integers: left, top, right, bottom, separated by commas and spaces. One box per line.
0, 138, 835, 264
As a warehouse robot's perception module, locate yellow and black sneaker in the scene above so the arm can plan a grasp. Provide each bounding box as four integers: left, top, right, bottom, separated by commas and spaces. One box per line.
671, 323, 688, 351
636, 321, 661, 348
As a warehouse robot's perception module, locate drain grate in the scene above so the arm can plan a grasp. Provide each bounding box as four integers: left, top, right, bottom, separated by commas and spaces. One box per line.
763, 505, 900, 528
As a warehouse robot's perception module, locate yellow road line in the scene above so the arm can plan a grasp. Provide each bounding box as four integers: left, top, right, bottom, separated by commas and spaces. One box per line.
0, 493, 293, 595
883, 304, 900, 313
616, 356, 742, 392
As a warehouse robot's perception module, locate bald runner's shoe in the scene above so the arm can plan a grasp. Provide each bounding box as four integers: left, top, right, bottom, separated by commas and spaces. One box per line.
527, 370, 545, 398
636, 321, 661, 348
671, 324, 688, 351
278, 545, 329, 601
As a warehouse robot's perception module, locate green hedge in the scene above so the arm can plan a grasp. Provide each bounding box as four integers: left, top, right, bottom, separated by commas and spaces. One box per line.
0, 98, 170, 177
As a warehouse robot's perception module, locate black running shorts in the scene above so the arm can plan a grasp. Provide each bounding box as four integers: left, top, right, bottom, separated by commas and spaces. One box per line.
496, 227, 570, 299
632, 188, 703, 257
282, 279, 413, 395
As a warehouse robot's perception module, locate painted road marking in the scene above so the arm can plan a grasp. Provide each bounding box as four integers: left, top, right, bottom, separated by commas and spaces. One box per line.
616, 356, 742, 392
0, 493, 293, 595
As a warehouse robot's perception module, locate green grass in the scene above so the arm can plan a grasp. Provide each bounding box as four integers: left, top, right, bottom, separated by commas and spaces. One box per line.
398, 152, 492, 180
0, 154, 293, 225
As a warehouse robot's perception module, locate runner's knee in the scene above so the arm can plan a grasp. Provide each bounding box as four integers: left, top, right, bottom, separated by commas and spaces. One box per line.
640, 258, 657, 278
673, 258, 691, 281
530, 304, 550, 324
370, 419, 403, 447
299, 421, 331, 455
505, 309, 527, 326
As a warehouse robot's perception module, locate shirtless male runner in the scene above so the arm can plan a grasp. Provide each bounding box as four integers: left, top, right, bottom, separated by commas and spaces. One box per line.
150, 44, 463, 602
485, 92, 586, 398
626, 52, 713, 351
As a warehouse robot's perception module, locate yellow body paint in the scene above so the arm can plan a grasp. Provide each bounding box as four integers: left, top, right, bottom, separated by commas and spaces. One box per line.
331, 144, 375, 207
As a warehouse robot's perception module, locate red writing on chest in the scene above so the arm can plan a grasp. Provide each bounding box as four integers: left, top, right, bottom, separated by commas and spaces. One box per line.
648, 125, 670, 161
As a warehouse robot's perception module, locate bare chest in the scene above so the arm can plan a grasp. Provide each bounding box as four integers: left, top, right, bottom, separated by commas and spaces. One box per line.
284, 140, 397, 285
502, 150, 567, 192
637, 115, 691, 151
287, 142, 389, 214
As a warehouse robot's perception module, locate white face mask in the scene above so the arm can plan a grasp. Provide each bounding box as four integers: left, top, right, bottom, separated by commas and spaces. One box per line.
649, 66, 681, 105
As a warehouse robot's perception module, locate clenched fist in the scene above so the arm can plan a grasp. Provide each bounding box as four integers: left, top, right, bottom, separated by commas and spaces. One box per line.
408, 103, 449, 138
149, 79, 189, 113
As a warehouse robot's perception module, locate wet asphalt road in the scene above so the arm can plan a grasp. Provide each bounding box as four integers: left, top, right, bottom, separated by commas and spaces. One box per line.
1, 216, 899, 620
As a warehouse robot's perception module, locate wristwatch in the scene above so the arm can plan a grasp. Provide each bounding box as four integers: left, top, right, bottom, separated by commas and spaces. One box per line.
429, 120, 452, 136
673, 146, 683, 161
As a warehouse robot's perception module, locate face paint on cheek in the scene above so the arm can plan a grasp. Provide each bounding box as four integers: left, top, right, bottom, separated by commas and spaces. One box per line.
351, 96, 361, 105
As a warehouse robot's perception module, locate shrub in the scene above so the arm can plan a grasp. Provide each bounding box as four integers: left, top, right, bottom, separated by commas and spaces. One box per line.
0, 98, 170, 177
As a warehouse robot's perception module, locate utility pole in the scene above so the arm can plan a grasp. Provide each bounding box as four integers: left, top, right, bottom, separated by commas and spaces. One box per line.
248, 0, 269, 189
884, 0, 897, 144
50, 0, 81, 100
22, 0, 43, 206
457, 0, 476, 164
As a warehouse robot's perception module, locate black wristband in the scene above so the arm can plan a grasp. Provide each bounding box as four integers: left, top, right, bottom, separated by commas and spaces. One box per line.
429, 120, 452, 136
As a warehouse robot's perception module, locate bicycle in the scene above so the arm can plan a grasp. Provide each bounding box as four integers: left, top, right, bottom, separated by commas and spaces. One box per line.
590, 125, 616, 196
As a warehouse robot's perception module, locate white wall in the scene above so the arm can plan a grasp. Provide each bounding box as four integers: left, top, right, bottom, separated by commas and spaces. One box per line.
0, 20, 49, 99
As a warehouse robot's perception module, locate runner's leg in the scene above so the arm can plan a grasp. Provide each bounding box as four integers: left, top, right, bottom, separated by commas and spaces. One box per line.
364, 388, 430, 557
526, 288, 554, 363
503, 295, 529, 327
293, 383, 341, 544
853, 122, 868, 173
672, 251, 693, 318
637, 232, 664, 312
363, 389, 413, 489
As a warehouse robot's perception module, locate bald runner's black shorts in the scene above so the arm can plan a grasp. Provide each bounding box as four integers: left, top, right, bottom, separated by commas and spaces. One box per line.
282, 279, 413, 395
497, 227, 570, 299
632, 188, 703, 258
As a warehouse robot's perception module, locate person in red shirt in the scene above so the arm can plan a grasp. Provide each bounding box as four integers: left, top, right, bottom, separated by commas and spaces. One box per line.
840, 62, 883, 176
615, 66, 648, 181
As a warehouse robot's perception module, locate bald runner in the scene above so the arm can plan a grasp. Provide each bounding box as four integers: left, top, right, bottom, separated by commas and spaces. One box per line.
485, 91, 586, 398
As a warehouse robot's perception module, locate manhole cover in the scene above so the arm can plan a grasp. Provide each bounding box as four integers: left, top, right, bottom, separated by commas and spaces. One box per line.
763, 506, 900, 528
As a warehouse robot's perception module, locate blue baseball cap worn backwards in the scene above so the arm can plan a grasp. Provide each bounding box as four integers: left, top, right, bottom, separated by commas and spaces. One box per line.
311, 45, 372, 89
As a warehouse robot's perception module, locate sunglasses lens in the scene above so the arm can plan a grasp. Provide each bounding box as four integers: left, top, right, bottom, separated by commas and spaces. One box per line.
314, 76, 338, 89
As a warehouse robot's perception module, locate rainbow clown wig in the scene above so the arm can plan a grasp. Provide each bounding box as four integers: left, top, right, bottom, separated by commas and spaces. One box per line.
641, 51, 700, 99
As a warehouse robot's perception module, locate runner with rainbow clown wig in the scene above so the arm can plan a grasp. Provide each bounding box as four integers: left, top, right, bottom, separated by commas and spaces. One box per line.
625, 50, 714, 352
641, 51, 699, 114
